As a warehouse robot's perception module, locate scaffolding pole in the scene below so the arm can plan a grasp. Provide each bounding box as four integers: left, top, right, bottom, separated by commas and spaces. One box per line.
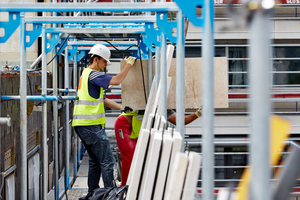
20, 12, 27, 200
202, 0, 215, 199
249, 1, 272, 200
175, 10, 185, 150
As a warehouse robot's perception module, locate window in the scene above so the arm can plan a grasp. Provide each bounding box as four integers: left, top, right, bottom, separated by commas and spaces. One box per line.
272, 47, 300, 86
228, 47, 248, 89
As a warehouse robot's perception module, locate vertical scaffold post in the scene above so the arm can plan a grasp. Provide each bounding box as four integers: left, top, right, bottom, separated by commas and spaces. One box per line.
41, 24, 49, 200
160, 31, 167, 120
202, 0, 215, 199
73, 44, 78, 180
175, 10, 185, 151
64, 47, 70, 191
20, 12, 28, 200
155, 46, 161, 93
249, 1, 272, 199
52, 1, 60, 199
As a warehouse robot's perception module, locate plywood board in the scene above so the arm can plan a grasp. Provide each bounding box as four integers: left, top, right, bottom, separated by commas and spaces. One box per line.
121, 57, 228, 110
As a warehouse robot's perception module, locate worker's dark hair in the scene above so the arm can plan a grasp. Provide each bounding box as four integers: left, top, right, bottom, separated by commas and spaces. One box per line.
88, 54, 102, 65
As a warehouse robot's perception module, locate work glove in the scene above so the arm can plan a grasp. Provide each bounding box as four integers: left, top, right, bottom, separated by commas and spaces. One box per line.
122, 106, 133, 113
195, 106, 202, 118
124, 56, 136, 66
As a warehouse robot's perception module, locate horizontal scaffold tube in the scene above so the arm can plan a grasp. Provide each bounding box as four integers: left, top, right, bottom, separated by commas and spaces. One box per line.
1, 95, 76, 101
0, 2, 179, 12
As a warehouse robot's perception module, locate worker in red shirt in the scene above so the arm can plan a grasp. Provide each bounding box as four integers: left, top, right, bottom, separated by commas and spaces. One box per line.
114, 106, 202, 186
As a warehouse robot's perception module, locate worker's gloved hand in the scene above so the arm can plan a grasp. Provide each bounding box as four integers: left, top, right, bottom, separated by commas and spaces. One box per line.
195, 106, 202, 117
124, 56, 136, 66
122, 106, 133, 113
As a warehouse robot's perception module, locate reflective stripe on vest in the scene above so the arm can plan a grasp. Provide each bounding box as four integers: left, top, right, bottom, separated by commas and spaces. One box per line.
74, 99, 103, 106
121, 111, 143, 139
72, 68, 106, 126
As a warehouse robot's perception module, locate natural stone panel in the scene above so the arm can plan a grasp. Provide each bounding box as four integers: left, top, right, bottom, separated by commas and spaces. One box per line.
138, 129, 162, 200
120, 59, 151, 111
164, 152, 189, 200
181, 152, 202, 200
153, 130, 173, 200
126, 114, 154, 186
125, 128, 151, 200
121, 57, 228, 110
164, 131, 182, 196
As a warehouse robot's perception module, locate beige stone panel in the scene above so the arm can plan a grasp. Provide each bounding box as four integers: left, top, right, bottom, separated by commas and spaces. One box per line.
120, 59, 152, 110
121, 57, 228, 109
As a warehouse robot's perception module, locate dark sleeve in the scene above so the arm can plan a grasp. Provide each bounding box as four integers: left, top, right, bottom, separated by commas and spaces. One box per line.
89, 71, 112, 89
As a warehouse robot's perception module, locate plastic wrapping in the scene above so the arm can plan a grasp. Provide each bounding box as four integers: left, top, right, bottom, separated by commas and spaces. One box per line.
89, 186, 128, 200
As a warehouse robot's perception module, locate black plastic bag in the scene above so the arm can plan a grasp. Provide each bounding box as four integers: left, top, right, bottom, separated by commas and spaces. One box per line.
89, 185, 128, 200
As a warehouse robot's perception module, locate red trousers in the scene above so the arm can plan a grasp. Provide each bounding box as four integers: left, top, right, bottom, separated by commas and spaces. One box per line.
114, 116, 137, 186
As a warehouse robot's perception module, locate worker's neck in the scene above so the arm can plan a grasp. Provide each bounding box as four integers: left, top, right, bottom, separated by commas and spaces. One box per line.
89, 64, 101, 71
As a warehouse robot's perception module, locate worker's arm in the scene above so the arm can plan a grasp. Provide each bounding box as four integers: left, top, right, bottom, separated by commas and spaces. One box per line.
168, 113, 198, 125
104, 98, 122, 110
168, 107, 202, 125
109, 56, 136, 86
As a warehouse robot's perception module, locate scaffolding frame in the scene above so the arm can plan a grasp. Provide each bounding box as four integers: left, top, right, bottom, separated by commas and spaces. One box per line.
0, 1, 278, 200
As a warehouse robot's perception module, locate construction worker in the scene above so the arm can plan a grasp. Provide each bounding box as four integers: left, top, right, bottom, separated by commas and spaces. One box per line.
72, 43, 136, 200
114, 106, 202, 186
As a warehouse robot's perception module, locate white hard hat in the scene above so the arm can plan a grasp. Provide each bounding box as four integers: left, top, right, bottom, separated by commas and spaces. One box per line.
88, 44, 111, 63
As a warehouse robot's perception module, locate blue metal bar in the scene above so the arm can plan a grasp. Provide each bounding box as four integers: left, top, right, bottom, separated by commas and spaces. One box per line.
1, 95, 76, 101
25, 23, 41, 48
156, 11, 176, 43
174, 0, 204, 27
0, 12, 20, 43
0, 2, 179, 12
24, 16, 156, 24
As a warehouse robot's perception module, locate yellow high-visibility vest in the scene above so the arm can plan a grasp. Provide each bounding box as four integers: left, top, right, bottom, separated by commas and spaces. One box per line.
72, 68, 106, 126
121, 111, 143, 139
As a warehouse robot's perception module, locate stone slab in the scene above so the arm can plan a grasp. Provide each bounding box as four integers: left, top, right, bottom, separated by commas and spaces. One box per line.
182, 152, 202, 200
153, 131, 173, 200
164, 152, 189, 200
121, 57, 228, 110
164, 131, 183, 194
126, 114, 154, 186
138, 129, 162, 200
125, 128, 151, 200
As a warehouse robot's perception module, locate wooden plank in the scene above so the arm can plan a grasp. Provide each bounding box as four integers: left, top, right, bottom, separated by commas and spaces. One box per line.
164, 152, 189, 200
181, 152, 202, 200
121, 57, 228, 110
